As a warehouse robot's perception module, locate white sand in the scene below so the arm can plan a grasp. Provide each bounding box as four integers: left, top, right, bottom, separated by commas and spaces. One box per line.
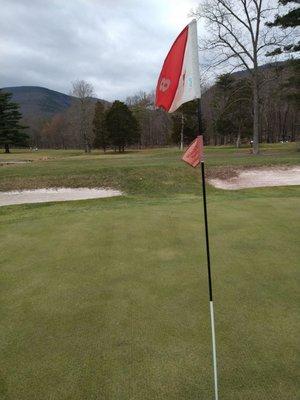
0, 187, 123, 206
0, 161, 30, 164
209, 167, 300, 190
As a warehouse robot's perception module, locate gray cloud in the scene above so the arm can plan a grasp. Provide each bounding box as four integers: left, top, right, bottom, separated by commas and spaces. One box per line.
0, 0, 199, 100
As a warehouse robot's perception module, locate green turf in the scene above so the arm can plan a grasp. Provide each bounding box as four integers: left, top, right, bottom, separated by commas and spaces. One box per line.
0, 144, 299, 399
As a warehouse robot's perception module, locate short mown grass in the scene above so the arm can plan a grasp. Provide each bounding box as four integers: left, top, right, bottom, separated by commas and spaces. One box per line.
0, 143, 299, 399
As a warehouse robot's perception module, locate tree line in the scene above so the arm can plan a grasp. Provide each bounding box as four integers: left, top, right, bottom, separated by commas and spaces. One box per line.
1, 60, 298, 154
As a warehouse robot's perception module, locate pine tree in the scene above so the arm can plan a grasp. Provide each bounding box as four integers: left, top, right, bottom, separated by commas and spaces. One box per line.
0, 90, 28, 153
171, 100, 198, 146
266, 1, 300, 139
212, 74, 252, 147
105, 101, 140, 152
93, 101, 109, 152
267, 0, 300, 55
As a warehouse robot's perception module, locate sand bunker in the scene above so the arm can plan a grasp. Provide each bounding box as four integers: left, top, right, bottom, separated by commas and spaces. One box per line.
0, 187, 123, 206
0, 161, 31, 165
209, 166, 300, 190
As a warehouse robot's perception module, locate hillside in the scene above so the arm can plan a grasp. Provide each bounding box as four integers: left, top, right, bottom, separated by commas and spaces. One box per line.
231, 60, 288, 79
1, 86, 109, 119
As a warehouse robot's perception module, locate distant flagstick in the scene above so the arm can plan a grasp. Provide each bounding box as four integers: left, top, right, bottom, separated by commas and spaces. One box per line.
155, 19, 219, 399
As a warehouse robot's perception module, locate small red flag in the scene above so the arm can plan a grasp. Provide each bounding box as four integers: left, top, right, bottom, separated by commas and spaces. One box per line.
182, 135, 203, 167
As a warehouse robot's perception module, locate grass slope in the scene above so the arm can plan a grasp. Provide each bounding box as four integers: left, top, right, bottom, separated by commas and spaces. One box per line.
0, 144, 299, 399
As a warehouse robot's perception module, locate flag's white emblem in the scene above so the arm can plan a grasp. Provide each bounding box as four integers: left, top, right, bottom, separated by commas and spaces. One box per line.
159, 78, 171, 92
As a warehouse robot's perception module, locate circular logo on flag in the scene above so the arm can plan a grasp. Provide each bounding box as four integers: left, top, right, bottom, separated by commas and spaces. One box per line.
159, 78, 171, 92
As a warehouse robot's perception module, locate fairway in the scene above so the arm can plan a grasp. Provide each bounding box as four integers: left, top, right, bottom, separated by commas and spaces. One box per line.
0, 144, 299, 399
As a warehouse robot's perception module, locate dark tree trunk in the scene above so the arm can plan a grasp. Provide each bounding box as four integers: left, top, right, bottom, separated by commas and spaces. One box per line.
236, 131, 241, 148
252, 73, 260, 155
84, 140, 91, 153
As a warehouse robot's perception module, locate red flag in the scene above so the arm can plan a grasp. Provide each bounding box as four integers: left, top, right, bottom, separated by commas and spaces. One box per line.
155, 20, 201, 113
182, 135, 203, 167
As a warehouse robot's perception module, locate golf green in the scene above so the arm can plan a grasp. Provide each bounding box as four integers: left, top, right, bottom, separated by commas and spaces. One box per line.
0, 144, 299, 399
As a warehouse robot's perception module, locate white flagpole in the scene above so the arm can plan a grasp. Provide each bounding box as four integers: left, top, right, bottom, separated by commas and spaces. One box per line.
210, 300, 219, 399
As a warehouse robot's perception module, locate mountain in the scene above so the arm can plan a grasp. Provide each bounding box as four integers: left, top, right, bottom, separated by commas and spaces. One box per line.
0, 86, 109, 119
230, 60, 289, 79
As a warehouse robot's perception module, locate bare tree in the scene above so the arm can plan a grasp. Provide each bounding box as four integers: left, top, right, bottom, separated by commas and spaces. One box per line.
41, 114, 69, 149
126, 90, 172, 147
191, 0, 291, 154
70, 80, 95, 153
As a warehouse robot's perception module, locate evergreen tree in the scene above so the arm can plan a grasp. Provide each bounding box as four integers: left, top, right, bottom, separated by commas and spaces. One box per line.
104, 101, 140, 152
212, 74, 252, 146
171, 100, 198, 146
284, 59, 300, 105
266, 1, 300, 128
93, 101, 109, 152
0, 90, 28, 153
267, 0, 300, 55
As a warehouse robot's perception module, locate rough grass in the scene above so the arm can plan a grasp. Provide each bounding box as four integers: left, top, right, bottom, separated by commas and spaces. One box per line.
0, 143, 299, 399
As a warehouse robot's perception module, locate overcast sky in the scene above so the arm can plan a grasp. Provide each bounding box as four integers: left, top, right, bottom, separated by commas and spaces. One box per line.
0, 0, 202, 100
